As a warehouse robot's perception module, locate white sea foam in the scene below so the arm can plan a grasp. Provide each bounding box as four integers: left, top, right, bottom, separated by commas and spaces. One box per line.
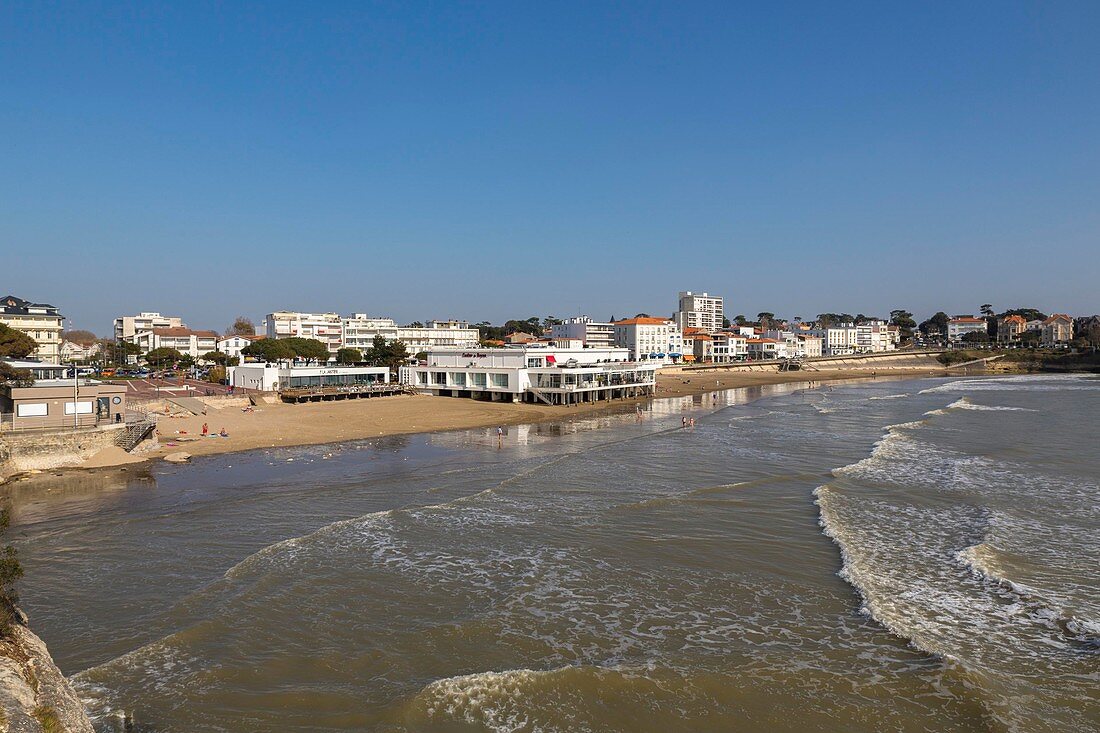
945, 397, 1035, 412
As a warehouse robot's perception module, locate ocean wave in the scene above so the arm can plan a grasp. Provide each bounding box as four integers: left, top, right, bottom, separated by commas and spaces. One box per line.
957, 542, 1100, 651
920, 375, 1100, 394
945, 397, 1035, 412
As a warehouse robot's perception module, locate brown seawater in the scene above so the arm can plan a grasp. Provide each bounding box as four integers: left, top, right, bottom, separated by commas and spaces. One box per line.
8, 376, 1099, 732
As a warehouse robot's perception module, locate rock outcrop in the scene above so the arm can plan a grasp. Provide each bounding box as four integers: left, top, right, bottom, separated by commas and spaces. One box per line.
0, 622, 93, 732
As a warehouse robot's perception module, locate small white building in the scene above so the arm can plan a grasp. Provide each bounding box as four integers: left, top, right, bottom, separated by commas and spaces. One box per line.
228, 363, 390, 392
216, 334, 266, 361
947, 317, 988, 344
400, 346, 655, 405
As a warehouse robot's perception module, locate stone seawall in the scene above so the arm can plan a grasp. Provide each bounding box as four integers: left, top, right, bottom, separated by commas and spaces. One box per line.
0, 428, 125, 483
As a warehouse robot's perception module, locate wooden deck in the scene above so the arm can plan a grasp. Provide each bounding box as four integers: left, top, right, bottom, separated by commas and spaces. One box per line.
279, 384, 409, 403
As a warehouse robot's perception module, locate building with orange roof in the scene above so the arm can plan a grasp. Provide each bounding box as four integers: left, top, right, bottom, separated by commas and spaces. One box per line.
947, 317, 988, 344
1041, 314, 1074, 346
997, 314, 1028, 343
613, 317, 684, 364
129, 326, 219, 358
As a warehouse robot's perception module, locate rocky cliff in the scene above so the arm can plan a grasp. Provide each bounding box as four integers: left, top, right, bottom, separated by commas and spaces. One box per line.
0, 619, 92, 733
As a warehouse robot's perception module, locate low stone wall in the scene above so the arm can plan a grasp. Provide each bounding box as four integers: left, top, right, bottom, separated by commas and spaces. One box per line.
0, 426, 125, 481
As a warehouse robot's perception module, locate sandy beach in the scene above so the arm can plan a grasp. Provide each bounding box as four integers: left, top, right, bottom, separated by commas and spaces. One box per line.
2, 367, 946, 482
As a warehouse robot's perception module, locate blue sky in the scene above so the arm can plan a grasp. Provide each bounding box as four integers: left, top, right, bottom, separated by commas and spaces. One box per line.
3, 1, 1098, 334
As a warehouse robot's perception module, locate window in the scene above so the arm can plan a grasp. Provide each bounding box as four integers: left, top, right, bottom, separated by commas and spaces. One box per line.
490, 373, 508, 388
64, 401, 94, 415
17, 403, 48, 417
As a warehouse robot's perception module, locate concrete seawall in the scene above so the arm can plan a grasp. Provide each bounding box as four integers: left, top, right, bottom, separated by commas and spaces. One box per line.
665, 352, 944, 375
0, 428, 128, 483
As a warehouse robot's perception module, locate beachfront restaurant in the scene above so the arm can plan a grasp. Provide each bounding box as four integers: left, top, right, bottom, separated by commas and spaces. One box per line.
228, 363, 390, 393
400, 346, 657, 405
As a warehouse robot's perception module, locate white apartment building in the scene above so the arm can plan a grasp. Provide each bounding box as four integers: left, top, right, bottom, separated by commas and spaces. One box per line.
713, 333, 749, 362
810, 322, 895, 355
549, 316, 616, 348
264, 311, 344, 358
129, 327, 219, 359
1, 295, 65, 364
946, 317, 988, 343
675, 291, 725, 332
341, 315, 479, 355
400, 346, 655, 405
613, 317, 684, 364
114, 312, 184, 341
764, 330, 824, 358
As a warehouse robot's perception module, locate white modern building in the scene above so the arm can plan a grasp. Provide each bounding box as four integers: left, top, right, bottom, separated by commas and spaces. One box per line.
341, 315, 480, 355
946, 317, 988, 344
1, 295, 65, 364
549, 316, 616, 348
674, 291, 724, 332
228, 363, 390, 392
114, 312, 184, 341
613, 317, 684, 364
264, 311, 344, 358
128, 327, 219, 359
400, 346, 656, 405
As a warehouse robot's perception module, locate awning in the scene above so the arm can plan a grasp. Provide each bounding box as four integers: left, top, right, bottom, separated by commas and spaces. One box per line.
682, 355, 696, 362
546, 355, 556, 364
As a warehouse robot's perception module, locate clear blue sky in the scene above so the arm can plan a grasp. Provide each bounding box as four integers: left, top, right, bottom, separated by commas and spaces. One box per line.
3, 1, 1098, 335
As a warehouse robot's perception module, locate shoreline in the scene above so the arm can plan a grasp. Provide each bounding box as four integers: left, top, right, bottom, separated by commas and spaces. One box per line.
2, 368, 948, 486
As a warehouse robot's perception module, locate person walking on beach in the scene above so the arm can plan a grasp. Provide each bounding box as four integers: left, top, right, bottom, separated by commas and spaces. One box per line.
201, 422, 209, 437
682, 417, 688, 428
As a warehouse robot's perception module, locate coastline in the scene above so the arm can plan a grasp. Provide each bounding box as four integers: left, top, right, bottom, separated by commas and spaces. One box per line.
2, 368, 947, 485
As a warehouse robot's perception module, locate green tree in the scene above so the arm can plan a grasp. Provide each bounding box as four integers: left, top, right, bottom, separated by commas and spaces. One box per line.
722, 317, 731, 328
918, 312, 950, 337
405, 321, 424, 328
336, 347, 362, 365
0, 507, 24, 635
0, 323, 38, 359
282, 337, 330, 363
202, 350, 228, 365
980, 304, 994, 317
145, 347, 183, 366
227, 316, 256, 336
242, 339, 295, 362
633, 313, 652, 319
733, 315, 748, 326
757, 312, 775, 329
365, 335, 410, 371
961, 330, 990, 344
207, 365, 227, 384
889, 309, 917, 341
0, 362, 34, 386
